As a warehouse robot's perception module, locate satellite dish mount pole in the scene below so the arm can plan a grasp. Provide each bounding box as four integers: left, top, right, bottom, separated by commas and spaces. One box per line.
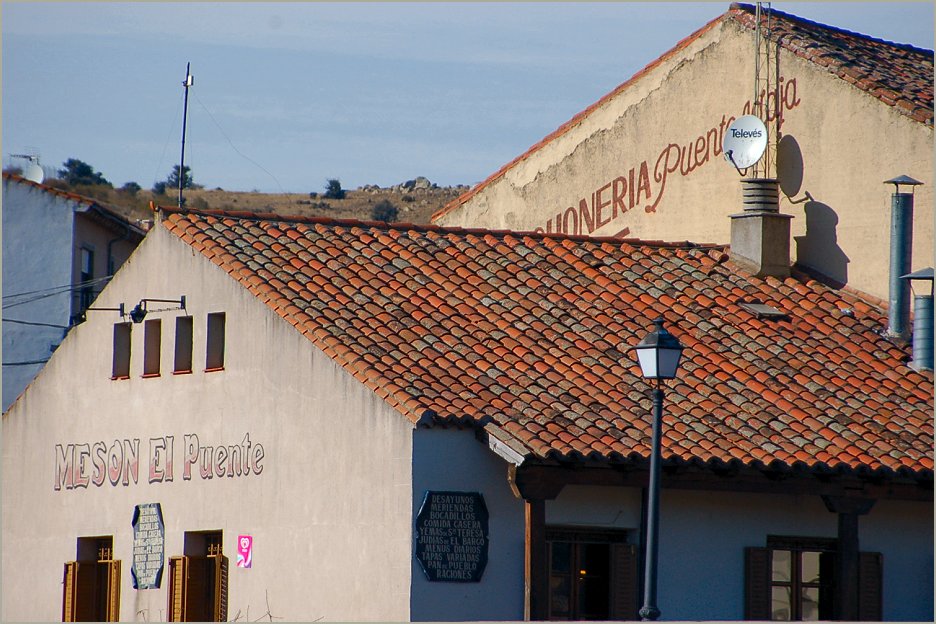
178, 62, 194, 208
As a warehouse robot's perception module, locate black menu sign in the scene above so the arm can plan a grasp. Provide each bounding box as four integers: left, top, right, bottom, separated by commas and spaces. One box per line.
414, 491, 489, 582
131, 503, 165, 589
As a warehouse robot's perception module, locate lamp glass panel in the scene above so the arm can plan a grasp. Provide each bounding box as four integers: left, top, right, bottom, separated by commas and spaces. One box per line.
635, 348, 659, 378
656, 348, 682, 379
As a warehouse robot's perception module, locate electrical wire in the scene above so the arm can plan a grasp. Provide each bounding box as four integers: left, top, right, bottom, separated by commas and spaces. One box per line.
193, 92, 288, 194
3, 276, 112, 310
2, 359, 50, 367
2, 318, 71, 329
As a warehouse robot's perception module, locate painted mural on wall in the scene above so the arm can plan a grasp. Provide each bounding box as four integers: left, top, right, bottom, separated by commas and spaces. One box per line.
53, 433, 265, 491
533, 78, 801, 237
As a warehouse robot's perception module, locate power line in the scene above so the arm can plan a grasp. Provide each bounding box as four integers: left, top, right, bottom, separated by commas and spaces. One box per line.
3, 276, 111, 310
2, 359, 50, 367
2, 318, 71, 329
193, 92, 287, 194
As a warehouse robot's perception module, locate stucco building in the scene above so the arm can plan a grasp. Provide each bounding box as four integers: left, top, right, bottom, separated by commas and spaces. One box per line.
2, 203, 931, 621
2, 172, 146, 410
432, 3, 933, 305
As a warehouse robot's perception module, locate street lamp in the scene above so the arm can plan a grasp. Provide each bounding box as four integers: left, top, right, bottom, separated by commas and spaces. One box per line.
632, 318, 684, 621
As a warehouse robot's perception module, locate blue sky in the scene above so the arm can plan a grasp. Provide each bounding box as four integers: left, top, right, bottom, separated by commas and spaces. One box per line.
3, 2, 933, 193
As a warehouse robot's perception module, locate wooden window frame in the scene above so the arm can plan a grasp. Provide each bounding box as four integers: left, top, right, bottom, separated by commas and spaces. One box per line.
143, 319, 162, 377
111, 323, 132, 380
546, 526, 637, 621
168, 531, 228, 622
745, 536, 882, 621
173, 316, 194, 374
63, 536, 121, 622
205, 313, 225, 372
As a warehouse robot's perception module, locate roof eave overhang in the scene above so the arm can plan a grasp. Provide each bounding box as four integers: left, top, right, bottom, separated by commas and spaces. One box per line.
502, 456, 933, 503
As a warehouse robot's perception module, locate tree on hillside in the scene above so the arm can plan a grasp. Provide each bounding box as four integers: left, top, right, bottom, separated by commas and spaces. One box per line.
167, 165, 195, 190
371, 199, 398, 223
323, 178, 345, 199
59, 158, 111, 187
119, 181, 142, 195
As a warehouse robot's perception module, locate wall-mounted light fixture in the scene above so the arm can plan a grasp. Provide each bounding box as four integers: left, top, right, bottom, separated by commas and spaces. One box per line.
128, 296, 187, 324
73, 303, 126, 326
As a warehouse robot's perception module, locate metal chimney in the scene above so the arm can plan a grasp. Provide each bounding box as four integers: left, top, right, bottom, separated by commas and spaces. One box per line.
901, 268, 934, 371
884, 175, 923, 338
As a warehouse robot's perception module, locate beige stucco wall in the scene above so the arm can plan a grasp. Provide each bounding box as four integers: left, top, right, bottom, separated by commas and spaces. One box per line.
2, 224, 414, 622
435, 18, 933, 301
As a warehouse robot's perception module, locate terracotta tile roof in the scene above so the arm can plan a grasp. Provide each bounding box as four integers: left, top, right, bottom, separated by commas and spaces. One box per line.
730, 3, 933, 126
432, 3, 933, 222
2, 172, 147, 235
162, 208, 933, 481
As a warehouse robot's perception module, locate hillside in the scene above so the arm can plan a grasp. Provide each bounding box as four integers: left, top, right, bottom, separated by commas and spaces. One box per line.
46, 177, 467, 227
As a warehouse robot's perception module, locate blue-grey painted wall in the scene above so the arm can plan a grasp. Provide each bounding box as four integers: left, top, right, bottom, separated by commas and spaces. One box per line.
410, 428, 525, 621
2, 179, 75, 410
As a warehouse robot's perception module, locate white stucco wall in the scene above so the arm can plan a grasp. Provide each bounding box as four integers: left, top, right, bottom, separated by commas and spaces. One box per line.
2, 179, 76, 409
2, 225, 414, 622
410, 428, 526, 621
436, 18, 933, 303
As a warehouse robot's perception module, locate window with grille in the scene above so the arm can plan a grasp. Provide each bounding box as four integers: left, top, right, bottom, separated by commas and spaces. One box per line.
62, 536, 121, 622
168, 531, 228, 622
547, 527, 637, 621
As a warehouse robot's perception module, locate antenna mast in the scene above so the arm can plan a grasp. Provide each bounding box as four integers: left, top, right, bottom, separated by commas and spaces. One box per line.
178, 62, 194, 208
752, 2, 774, 178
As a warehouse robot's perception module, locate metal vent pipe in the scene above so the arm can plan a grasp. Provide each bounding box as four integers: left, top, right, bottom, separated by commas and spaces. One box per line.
885, 176, 923, 338
902, 268, 934, 372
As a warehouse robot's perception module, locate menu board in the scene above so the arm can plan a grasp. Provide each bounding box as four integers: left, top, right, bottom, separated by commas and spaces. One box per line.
131, 503, 165, 589
414, 491, 489, 582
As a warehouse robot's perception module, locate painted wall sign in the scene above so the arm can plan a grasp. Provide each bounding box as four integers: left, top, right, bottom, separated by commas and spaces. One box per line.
53, 432, 265, 491
131, 502, 165, 589
237, 535, 253, 568
414, 491, 489, 583
533, 78, 801, 237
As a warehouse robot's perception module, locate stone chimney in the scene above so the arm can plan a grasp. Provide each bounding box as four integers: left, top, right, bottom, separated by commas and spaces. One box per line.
729, 178, 793, 278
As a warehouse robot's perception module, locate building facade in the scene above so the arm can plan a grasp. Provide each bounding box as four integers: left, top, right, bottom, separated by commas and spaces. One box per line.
3, 206, 931, 621
2, 173, 145, 410
432, 3, 934, 304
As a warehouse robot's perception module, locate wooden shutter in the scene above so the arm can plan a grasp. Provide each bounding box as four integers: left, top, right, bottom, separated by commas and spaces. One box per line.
857, 551, 883, 621
167, 556, 188, 622
744, 547, 772, 620
104, 560, 121, 622
609, 543, 639, 620
212, 555, 229, 622
63, 561, 98, 622
63, 562, 78, 622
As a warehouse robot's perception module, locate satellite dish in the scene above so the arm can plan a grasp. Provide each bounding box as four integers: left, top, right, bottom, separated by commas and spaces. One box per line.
23, 161, 44, 183
723, 115, 768, 170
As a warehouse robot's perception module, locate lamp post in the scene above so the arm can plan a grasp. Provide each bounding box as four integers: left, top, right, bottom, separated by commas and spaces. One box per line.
633, 318, 684, 622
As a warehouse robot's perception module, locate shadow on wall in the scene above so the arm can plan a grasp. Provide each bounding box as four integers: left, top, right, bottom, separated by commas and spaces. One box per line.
778, 134, 850, 288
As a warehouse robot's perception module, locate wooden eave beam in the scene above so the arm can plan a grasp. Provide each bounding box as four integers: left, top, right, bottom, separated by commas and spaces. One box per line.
507, 463, 932, 502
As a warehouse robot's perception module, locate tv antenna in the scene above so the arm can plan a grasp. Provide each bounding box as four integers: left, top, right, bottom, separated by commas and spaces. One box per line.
178, 62, 194, 208
751, 1, 775, 177
10, 153, 44, 183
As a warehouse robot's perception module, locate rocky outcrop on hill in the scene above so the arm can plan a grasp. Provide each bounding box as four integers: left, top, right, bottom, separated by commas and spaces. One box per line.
358, 177, 470, 194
